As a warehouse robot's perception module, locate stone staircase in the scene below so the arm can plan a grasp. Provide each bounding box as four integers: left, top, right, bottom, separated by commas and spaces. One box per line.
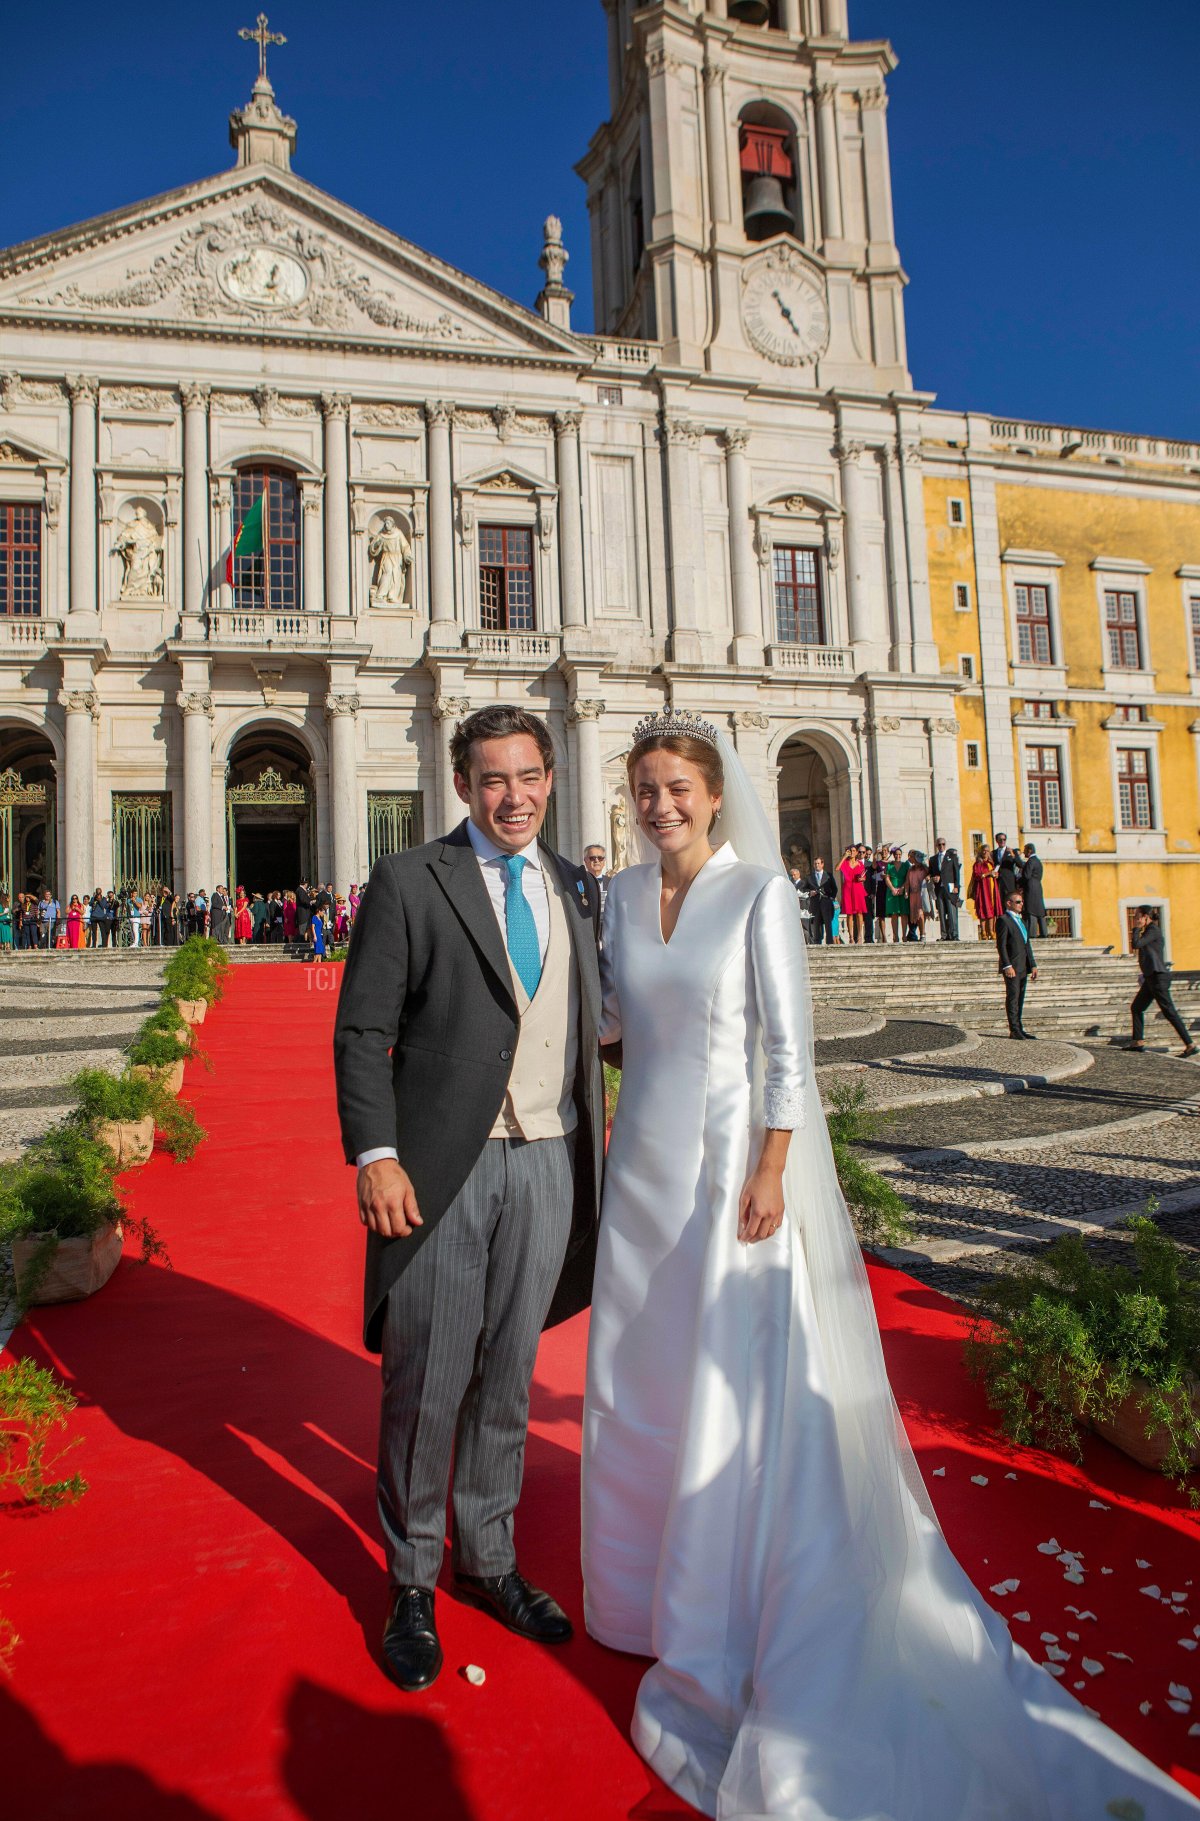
806, 938, 1200, 1039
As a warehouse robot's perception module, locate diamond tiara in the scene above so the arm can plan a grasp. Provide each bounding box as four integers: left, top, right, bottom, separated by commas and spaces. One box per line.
631, 706, 720, 750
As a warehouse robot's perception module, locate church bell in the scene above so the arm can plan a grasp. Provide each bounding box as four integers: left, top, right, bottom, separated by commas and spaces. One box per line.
728, 0, 771, 21
743, 175, 794, 241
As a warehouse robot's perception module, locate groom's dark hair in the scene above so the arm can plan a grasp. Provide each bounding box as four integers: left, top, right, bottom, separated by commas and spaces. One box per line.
451, 704, 555, 782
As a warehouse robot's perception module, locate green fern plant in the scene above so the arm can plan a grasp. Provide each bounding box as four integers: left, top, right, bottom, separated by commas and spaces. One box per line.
824, 1078, 911, 1250
0, 1357, 88, 1509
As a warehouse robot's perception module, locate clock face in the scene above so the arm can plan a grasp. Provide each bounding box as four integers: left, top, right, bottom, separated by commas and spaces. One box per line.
741, 262, 830, 365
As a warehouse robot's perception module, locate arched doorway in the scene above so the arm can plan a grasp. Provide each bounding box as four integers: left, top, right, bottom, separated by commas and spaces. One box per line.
0, 725, 56, 900
225, 730, 314, 896
777, 735, 852, 874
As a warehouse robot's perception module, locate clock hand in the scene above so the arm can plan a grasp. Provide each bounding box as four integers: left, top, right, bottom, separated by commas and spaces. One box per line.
772, 288, 803, 336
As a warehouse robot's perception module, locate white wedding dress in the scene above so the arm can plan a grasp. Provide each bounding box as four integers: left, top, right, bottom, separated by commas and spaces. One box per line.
582, 811, 1199, 1819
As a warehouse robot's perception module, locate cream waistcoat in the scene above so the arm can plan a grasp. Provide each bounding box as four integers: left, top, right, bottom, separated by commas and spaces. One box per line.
490, 859, 580, 1141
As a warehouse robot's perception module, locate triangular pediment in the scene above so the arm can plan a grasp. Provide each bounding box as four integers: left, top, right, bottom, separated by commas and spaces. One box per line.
0, 166, 584, 362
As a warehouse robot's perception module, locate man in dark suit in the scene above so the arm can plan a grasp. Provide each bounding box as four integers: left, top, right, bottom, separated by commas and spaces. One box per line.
993, 833, 1022, 907
1128, 905, 1197, 1057
295, 878, 312, 941
997, 886, 1038, 1038
1021, 843, 1047, 938
334, 704, 603, 1695
930, 838, 962, 941
803, 856, 838, 944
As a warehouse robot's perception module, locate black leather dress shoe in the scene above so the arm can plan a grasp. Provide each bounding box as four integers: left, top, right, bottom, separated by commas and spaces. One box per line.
453, 1569, 573, 1643
1019, 1028, 1037, 1040
382, 1586, 443, 1692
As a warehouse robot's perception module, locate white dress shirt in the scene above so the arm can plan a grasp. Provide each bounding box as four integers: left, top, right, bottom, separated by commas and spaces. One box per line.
355, 818, 550, 1169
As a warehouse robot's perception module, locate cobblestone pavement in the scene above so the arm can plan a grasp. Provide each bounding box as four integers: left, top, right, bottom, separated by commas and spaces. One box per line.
814, 1015, 962, 1064
811, 1006, 884, 1043
862, 1042, 1198, 1150
819, 1034, 1089, 1112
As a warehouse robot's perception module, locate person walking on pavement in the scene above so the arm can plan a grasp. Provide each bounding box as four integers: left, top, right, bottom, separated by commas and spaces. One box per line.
1127, 906, 1197, 1057
997, 886, 1038, 1039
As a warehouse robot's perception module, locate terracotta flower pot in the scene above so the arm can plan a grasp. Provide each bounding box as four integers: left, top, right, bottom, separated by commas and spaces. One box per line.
95, 1114, 155, 1169
11, 1221, 123, 1305
1089, 1374, 1200, 1471
174, 998, 206, 1025
131, 1060, 185, 1096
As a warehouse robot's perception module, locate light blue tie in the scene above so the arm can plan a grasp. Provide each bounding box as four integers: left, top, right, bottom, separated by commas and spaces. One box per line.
501, 855, 542, 1000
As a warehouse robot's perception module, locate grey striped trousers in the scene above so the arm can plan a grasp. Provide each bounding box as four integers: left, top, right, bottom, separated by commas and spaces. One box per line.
378, 1133, 574, 1589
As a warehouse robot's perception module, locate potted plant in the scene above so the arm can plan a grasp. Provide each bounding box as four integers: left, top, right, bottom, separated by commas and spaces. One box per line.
127, 1016, 196, 1097
0, 1125, 165, 1310
67, 1067, 156, 1168
162, 937, 228, 1013
966, 1210, 1200, 1502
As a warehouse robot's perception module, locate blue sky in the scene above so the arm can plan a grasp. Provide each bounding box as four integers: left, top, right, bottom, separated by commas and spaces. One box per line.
2, 1, 1196, 440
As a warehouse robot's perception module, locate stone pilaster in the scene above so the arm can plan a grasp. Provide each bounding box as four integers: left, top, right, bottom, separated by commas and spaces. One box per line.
661, 414, 703, 664
926, 715, 963, 853
722, 429, 761, 664
815, 83, 844, 244
426, 402, 457, 642
325, 688, 361, 892
213, 479, 234, 613
554, 411, 586, 630
967, 466, 1021, 839
568, 697, 606, 853
68, 376, 99, 620
431, 692, 470, 832
321, 393, 351, 617
702, 57, 732, 227
878, 446, 911, 669
301, 481, 324, 617
898, 440, 939, 673
180, 382, 210, 626
58, 685, 99, 897
835, 439, 871, 651
177, 689, 214, 892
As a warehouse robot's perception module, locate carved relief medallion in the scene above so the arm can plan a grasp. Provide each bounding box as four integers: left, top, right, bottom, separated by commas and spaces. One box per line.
219, 245, 309, 310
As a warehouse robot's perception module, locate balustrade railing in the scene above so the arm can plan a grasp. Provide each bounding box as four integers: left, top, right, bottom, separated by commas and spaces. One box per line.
207, 610, 331, 644
463, 630, 561, 664
766, 642, 849, 674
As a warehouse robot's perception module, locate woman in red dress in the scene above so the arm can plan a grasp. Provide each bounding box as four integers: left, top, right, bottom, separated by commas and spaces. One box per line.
836, 844, 867, 944
66, 894, 84, 949
969, 849, 1002, 938
233, 887, 252, 944
282, 891, 298, 943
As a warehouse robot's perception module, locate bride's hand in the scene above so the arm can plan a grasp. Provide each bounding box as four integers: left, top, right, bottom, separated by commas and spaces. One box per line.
738, 1165, 786, 1244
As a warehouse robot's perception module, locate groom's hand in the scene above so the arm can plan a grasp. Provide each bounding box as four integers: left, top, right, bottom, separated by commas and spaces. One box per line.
357, 1158, 423, 1239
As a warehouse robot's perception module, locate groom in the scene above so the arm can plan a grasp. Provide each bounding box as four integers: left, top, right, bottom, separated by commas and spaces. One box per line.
333, 704, 603, 1692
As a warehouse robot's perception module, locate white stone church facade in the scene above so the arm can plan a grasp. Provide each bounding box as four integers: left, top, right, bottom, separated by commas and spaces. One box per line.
0, 0, 961, 903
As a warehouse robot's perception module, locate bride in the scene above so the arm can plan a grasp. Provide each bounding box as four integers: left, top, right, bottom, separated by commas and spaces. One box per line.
582, 705, 1198, 1820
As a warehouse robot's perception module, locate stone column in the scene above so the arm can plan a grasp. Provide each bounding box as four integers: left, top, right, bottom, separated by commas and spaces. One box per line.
926, 715, 962, 855
781, 0, 802, 33
554, 411, 586, 630
836, 439, 871, 649
661, 414, 703, 664
68, 376, 99, 618
859, 87, 896, 251
899, 441, 939, 673
823, 0, 848, 35
180, 383, 210, 624
426, 402, 457, 638
879, 446, 912, 669
815, 83, 844, 243
177, 690, 214, 892
325, 689, 361, 893
301, 481, 325, 617
703, 59, 732, 226
59, 687, 98, 898
214, 479, 234, 615
432, 693, 470, 832
321, 393, 351, 618
722, 428, 762, 664
569, 698, 606, 853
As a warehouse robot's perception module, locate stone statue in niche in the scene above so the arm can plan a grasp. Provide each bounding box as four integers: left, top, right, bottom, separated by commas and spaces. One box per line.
368, 514, 412, 605
114, 505, 164, 599
610, 798, 630, 874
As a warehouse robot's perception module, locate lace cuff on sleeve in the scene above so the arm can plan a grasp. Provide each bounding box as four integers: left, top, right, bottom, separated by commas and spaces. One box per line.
764, 1083, 806, 1131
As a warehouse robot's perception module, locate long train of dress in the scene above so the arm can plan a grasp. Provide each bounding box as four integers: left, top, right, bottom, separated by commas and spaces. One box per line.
583, 844, 1199, 1820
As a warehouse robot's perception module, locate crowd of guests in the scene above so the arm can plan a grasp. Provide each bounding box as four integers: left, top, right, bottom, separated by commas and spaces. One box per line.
787, 833, 1048, 946
0, 879, 358, 952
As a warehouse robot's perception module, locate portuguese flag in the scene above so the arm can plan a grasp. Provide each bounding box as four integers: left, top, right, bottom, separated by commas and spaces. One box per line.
225, 491, 265, 585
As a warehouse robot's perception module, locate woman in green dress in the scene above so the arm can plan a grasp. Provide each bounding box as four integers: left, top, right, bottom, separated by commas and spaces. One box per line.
0, 891, 13, 949
884, 845, 909, 943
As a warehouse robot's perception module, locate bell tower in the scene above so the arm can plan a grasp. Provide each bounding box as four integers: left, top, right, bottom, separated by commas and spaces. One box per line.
578, 0, 910, 390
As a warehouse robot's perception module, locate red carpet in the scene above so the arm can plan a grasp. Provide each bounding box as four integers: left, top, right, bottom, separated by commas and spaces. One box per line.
2, 962, 1198, 1818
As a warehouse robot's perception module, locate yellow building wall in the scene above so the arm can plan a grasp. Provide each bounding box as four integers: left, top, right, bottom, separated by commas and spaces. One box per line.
923, 467, 1200, 965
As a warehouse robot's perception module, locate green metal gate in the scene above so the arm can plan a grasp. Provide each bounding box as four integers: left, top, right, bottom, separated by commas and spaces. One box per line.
367, 791, 424, 868
0, 767, 55, 900
112, 793, 173, 894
